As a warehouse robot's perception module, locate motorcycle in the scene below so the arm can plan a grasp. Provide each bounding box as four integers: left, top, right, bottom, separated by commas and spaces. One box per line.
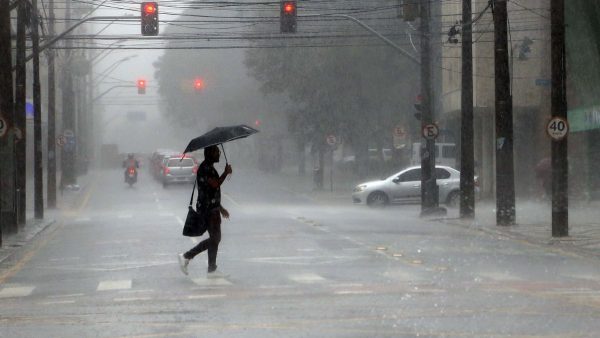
125, 166, 137, 187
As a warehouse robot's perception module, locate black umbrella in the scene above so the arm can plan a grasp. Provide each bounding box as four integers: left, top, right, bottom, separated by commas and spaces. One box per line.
182, 124, 259, 162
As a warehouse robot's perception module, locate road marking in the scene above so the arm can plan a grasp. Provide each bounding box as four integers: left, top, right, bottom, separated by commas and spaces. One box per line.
39, 300, 76, 305
192, 278, 232, 286
97, 280, 132, 291
101, 254, 129, 259
0, 286, 35, 298
48, 257, 80, 262
118, 289, 154, 294
288, 273, 326, 284
222, 193, 240, 208
187, 294, 226, 299
334, 290, 373, 295
114, 297, 152, 302
47, 293, 84, 298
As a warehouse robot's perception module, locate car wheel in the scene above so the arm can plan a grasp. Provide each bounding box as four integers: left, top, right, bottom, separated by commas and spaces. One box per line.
446, 191, 460, 208
367, 191, 389, 208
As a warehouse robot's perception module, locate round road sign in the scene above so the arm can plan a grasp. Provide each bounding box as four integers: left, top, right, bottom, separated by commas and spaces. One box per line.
57, 135, 66, 146
0, 117, 7, 138
546, 117, 569, 140
422, 123, 439, 140
326, 135, 337, 146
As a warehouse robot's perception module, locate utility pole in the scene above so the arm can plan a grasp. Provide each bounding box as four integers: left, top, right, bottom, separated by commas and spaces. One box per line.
460, 0, 475, 218
492, 0, 515, 226
551, 0, 568, 237
419, 0, 440, 216
0, 0, 17, 240
15, 0, 28, 226
47, 0, 57, 209
32, 0, 44, 219
62, 0, 77, 188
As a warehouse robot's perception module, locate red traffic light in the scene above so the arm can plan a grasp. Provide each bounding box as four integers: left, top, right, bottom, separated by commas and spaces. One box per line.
143, 2, 157, 15
283, 2, 295, 14
194, 78, 205, 91
137, 79, 147, 94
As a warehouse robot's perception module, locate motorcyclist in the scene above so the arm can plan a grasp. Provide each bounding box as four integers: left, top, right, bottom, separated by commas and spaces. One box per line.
123, 153, 140, 182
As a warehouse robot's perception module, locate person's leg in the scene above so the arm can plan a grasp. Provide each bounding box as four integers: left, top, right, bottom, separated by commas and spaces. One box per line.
183, 211, 220, 261
207, 212, 222, 272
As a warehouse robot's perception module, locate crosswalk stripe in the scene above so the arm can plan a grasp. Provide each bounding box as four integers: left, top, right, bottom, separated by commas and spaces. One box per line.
0, 286, 35, 298
192, 278, 232, 286
188, 294, 226, 299
288, 273, 326, 284
97, 280, 132, 291
40, 300, 76, 305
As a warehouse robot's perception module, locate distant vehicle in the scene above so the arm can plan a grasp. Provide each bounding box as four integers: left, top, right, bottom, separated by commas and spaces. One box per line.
341, 148, 393, 165
150, 149, 178, 179
411, 143, 456, 168
352, 165, 479, 207
160, 155, 198, 188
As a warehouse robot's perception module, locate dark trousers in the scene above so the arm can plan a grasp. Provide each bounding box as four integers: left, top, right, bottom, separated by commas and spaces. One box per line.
184, 210, 221, 269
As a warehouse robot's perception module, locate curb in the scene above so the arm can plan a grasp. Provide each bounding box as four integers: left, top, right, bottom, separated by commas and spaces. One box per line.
440, 217, 600, 261
0, 218, 56, 266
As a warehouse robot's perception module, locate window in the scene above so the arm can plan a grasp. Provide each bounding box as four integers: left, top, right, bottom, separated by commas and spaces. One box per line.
398, 169, 421, 182
168, 158, 194, 167
435, 168, 451, 179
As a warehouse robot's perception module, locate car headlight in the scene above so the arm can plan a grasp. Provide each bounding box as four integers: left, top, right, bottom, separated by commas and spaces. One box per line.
353, 184, 368, 192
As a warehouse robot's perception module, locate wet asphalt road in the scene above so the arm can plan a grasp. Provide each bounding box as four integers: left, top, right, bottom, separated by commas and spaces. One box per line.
1, 168, 600, 337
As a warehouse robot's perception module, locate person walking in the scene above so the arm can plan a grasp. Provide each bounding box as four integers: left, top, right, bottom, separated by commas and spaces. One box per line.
178, 145, 232, 277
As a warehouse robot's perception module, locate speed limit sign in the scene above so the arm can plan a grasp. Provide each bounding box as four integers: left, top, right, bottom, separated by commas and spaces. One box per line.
546, 117, 569, 141
0, 117, 7, 138
422, 123, 439, 140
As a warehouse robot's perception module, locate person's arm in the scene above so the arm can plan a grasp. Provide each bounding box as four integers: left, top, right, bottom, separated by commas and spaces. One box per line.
207, 164, 232, 189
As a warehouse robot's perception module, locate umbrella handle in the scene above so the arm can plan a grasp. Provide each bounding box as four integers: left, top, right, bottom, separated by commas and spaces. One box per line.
220, 144, 228, 164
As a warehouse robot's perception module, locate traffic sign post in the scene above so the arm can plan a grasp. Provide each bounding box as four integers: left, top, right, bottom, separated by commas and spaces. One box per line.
325, 135, 337, 192
0, 117, 7, 138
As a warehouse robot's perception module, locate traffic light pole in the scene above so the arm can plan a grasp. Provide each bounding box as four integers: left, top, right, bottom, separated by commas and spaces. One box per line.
460, 0, 475, 219
47, 0, 57, 209
550, 0, 568, 237
419, 0, 440, 215
15, 0, 27, 225
493, 0, 516, 226
32, 0, 43, 219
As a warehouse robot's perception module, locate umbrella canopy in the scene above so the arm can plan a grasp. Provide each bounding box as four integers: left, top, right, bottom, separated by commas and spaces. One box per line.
182, 124, 259, 155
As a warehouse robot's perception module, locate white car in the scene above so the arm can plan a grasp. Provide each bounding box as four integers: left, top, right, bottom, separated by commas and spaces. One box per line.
352, 165, 476, 207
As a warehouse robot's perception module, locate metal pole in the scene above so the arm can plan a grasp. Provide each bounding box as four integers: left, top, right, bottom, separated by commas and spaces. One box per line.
15, 0, 27, 225
47, 0, 57, 209
61, 0, 76, 187
32, 0, 44, 219
551, 0, 568, 237
460, 0, 475, 218
0, 0, 17, 238
419, 0, 439, 216
493, 0, 516, 226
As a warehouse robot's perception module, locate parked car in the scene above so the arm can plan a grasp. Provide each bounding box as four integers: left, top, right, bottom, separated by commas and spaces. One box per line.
352, 165, 478, 207
160, 155, 198, 188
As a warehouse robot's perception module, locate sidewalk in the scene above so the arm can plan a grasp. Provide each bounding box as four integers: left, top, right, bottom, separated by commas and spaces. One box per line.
271, 166, 600, 259
0, 172, 93, 265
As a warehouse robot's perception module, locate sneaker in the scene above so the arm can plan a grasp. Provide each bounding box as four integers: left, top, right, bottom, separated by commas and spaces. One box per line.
207, 268, 229, 279
177, 253, 189, 276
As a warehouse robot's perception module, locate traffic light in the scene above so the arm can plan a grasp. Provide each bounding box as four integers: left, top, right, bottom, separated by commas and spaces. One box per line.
414, 94, 422, 120
141, 2, 159, 36
193, 78, 205, 92
280, 1, 297, 33
137, 79, 146, 94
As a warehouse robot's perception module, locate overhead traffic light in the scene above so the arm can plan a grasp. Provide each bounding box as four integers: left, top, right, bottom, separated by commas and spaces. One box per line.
280, 1, 297, 33
193, 78, 205, 92
137, 79, 146, 94
141, 2, 159, 36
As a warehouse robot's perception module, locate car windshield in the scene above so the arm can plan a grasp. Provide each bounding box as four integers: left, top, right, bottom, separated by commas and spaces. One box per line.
3, 2, 597, 336
168, 158, 194, 167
